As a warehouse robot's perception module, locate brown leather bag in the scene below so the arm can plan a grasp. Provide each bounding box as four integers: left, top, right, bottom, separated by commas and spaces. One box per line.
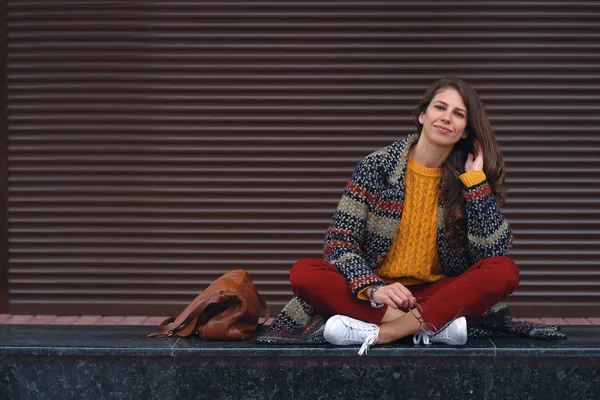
147, 269, 269, 340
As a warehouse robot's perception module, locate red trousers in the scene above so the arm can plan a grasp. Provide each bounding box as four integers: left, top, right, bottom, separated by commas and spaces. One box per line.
290, 256, 520, 331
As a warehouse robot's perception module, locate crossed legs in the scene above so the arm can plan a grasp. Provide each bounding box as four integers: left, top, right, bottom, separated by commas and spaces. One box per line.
290, 256, 520, 343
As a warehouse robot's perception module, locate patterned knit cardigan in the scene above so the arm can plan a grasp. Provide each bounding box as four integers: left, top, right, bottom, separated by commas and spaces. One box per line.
256, 134, 566, 344
325, 133, 513, 297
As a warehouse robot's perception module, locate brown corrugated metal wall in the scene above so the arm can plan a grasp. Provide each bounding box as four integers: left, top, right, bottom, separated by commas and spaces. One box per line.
2, 1, 600, 317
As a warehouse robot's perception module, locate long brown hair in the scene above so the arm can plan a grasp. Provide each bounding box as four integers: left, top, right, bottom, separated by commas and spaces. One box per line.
413, 77, 507, 245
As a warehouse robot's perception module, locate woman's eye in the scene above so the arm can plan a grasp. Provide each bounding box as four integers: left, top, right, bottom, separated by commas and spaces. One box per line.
435, 105, 444, 111
455, 112, 465, 118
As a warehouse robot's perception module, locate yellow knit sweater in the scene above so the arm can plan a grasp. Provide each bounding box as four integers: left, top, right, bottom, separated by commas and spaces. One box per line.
358, 156, 486, 300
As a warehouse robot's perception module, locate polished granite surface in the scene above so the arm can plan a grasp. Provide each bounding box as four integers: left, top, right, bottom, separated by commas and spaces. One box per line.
0, 324, 597, 357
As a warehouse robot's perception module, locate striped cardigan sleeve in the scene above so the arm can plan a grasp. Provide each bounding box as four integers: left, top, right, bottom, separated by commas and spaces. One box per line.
463, 179, 514, 260
323, 159, 385, 297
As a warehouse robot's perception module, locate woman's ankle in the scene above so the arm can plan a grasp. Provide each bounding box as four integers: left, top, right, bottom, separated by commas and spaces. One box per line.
377, 312, 423, 344
376, 327, 391, 344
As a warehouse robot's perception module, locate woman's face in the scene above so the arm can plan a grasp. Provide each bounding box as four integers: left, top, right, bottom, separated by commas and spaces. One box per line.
418, 88, 468, 148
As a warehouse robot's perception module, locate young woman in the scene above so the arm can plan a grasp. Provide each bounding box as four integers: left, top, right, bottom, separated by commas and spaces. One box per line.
289, 77, 520, 355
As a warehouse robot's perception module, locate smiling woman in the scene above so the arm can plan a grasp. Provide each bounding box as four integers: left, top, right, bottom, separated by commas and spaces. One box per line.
260, 77, 540, 355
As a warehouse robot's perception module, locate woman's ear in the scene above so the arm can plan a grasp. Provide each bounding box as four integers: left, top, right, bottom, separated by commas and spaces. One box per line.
418, 112, 424, 125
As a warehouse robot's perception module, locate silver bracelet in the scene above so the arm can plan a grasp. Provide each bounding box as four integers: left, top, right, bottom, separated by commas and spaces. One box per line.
369, 285, 385, 309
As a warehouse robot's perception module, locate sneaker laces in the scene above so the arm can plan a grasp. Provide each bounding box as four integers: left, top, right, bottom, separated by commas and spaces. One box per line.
342, 318, 379, 356
413, 331, 430, 345
412, 305, 464, 346
358, 334, 378, 356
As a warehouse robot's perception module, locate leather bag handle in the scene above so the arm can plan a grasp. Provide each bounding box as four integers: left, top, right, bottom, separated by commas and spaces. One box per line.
147, 292, 223, 338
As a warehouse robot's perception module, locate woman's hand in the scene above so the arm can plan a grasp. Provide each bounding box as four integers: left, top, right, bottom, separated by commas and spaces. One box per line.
372, 283, 416, 310
465, 141, 484, 172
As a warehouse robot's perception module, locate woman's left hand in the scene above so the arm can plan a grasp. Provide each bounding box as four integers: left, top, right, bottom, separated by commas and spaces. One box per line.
465, 141, 484, 172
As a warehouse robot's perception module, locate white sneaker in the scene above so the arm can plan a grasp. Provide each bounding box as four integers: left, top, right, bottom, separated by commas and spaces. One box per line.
413, 316, 467, 346
324, 314, 380, 356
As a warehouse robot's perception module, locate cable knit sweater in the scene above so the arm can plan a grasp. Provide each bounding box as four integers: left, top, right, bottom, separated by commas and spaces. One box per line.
323, 133, 514, 298
373, 156, 446, 288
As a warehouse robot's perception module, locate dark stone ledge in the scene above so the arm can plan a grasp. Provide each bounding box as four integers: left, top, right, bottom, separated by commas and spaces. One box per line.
0, 324, 598, 358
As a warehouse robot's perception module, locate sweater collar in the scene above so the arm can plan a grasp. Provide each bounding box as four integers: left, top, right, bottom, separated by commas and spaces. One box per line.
387, 133, 420, 186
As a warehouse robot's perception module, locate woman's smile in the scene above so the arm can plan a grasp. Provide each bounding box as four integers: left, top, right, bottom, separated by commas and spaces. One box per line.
434, 124, 452, 134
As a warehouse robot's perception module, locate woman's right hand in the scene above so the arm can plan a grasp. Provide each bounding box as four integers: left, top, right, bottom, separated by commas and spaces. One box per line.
372, 283, 416, 310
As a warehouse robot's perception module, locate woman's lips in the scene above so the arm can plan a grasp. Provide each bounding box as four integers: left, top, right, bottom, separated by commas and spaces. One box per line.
435, 125, 452, 134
